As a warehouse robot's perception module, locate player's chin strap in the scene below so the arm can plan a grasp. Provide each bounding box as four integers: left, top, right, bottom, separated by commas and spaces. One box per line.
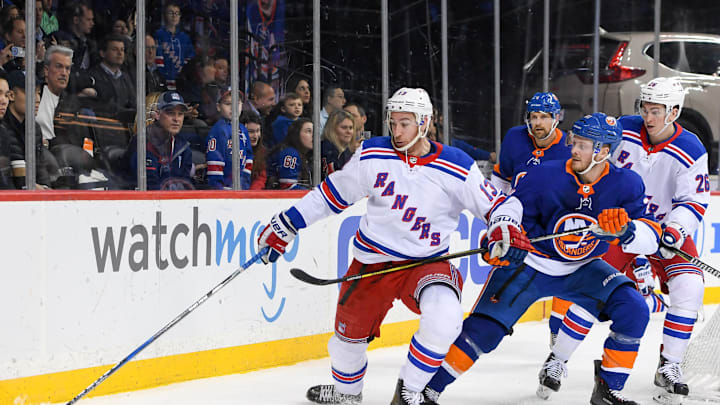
577, 142, 610, 176
525, 115, 559, 142
392, 116, 430, 153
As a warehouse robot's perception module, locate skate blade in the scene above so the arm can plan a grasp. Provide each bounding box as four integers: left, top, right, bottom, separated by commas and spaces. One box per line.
653, 390, 683, 405
536, 384, 553, 400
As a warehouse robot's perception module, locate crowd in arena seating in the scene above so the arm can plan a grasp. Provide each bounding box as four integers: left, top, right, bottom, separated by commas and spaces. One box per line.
0, 0, 491, 191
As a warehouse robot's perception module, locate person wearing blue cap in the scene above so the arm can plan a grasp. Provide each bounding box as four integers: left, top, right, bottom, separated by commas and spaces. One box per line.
130, 91, 193, 190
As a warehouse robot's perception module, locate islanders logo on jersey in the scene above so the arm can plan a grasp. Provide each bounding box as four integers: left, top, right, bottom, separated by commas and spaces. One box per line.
553, 213, 600, 260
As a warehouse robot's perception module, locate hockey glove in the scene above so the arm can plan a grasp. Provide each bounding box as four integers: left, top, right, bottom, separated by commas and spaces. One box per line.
480, 230, 508, 267
658, 222, 687, 259
257, 211, 298, 264
632, 257, 655, 296
592, 208, 635, 245
486, 216, 532, 266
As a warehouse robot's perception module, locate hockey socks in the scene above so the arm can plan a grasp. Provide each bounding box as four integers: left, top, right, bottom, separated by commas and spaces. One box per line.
554, 305, 595, 361
426, 314, 507, 394
662, 310, 696, 363
549, 297, 574, 336
598, 285, 648, 390
401, 284, 463, 393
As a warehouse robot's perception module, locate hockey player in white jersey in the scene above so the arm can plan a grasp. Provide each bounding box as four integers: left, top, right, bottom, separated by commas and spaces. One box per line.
257, 87, 531, 405
539, 78, 708, 404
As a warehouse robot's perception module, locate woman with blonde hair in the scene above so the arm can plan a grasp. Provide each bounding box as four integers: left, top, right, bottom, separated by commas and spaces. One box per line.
320, 109, 354, 179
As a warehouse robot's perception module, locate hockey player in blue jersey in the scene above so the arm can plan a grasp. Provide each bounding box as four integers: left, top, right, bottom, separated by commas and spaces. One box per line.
257, 87, 531, 405
491, 92, 570, 193
491, 91, 576, 350
206, 88, 253, 189
540, 78, 709, 404
424, 113, 661, 405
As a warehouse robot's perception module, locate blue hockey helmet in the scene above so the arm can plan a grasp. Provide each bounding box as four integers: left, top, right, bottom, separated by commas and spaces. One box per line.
570, 112, 623, 154
526, 92, 562, 115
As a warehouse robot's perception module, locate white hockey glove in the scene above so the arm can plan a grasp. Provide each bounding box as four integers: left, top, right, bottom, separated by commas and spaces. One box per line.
632, 257, 655, 296
658, 222, 687, 259
257, 211, 298, 264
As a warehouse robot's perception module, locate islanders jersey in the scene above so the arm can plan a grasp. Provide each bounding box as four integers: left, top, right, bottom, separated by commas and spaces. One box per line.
492, 160, 661, 276
206, 118, 253, 190
492, 125, 570, 194
284, 137, 503, 264
267, 146, 311, 189
612, 116, 709, 234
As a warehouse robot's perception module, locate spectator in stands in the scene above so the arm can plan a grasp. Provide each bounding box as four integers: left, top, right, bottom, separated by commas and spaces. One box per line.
269, 92, 303, 148
267, 117, 313, 190
145, 35, 166, 94
130, 91, 193, 190
240, 110, 267, 189
111, 17, 134, 75
1, 14, 46, 72
177, 55, 219, 125
0, 72, 12, 188
318, 84, 345, 134
37, 45, 72, 144
88, 35, 136, 118
320, 109, 354, 178
285, 75, 311, 118
154, 2, 195, 90
0, 70, 53, 189
41, 0, 59, 35
244, 81, 275, 120
205, 87, 252, 190
58, 2, 96, 70
214, 57, 229, 88
344, 101, 369, 138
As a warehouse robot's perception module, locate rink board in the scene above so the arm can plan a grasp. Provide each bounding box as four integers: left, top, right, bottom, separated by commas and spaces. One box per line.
1, 190, 719, 404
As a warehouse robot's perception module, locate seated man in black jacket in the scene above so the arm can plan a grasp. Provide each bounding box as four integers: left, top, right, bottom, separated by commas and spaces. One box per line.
88, 34, 136, 120
1, 70, 54, 188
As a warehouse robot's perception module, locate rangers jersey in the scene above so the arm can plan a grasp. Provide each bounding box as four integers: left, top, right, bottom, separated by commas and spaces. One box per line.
492, 125, 570, 193
284, 137, 503, 264
492, 159, 661, 276
267, 146, 311, 189
613, 116, 709, 234
206, 118, 253, 190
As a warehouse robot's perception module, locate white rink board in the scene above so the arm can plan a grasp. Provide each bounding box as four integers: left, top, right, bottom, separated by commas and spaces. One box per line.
2, 194, 720, 381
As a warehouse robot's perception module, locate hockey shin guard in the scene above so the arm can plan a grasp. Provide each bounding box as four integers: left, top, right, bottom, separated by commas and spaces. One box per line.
400, 284, 463, 392
327, 335, 369, 395
553, 304, 595, 361
599, 285, 649, 390
427, 314, 507, 393
662, 273, 703, 362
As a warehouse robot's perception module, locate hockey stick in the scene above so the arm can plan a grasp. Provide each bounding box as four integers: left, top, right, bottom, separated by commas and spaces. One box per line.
291, 226, 597, 286
667, 246, 720, 279
65, 248, 269, 405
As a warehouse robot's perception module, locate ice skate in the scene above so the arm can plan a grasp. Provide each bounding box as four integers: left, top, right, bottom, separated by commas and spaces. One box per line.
653, 355, 689, 404
536, 352, 567, 400
590, 360, 639, 405
307, 384, 362, 404
390, 379, 429, 405
422, 385, 440, 405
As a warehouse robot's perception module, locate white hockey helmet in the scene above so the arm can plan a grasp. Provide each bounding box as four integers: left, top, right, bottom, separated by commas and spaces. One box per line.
386, 87, 433, 152
638, 77, 685, 121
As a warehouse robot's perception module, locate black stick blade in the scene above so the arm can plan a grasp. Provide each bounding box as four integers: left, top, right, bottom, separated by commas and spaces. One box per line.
290, 268, 340, 286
